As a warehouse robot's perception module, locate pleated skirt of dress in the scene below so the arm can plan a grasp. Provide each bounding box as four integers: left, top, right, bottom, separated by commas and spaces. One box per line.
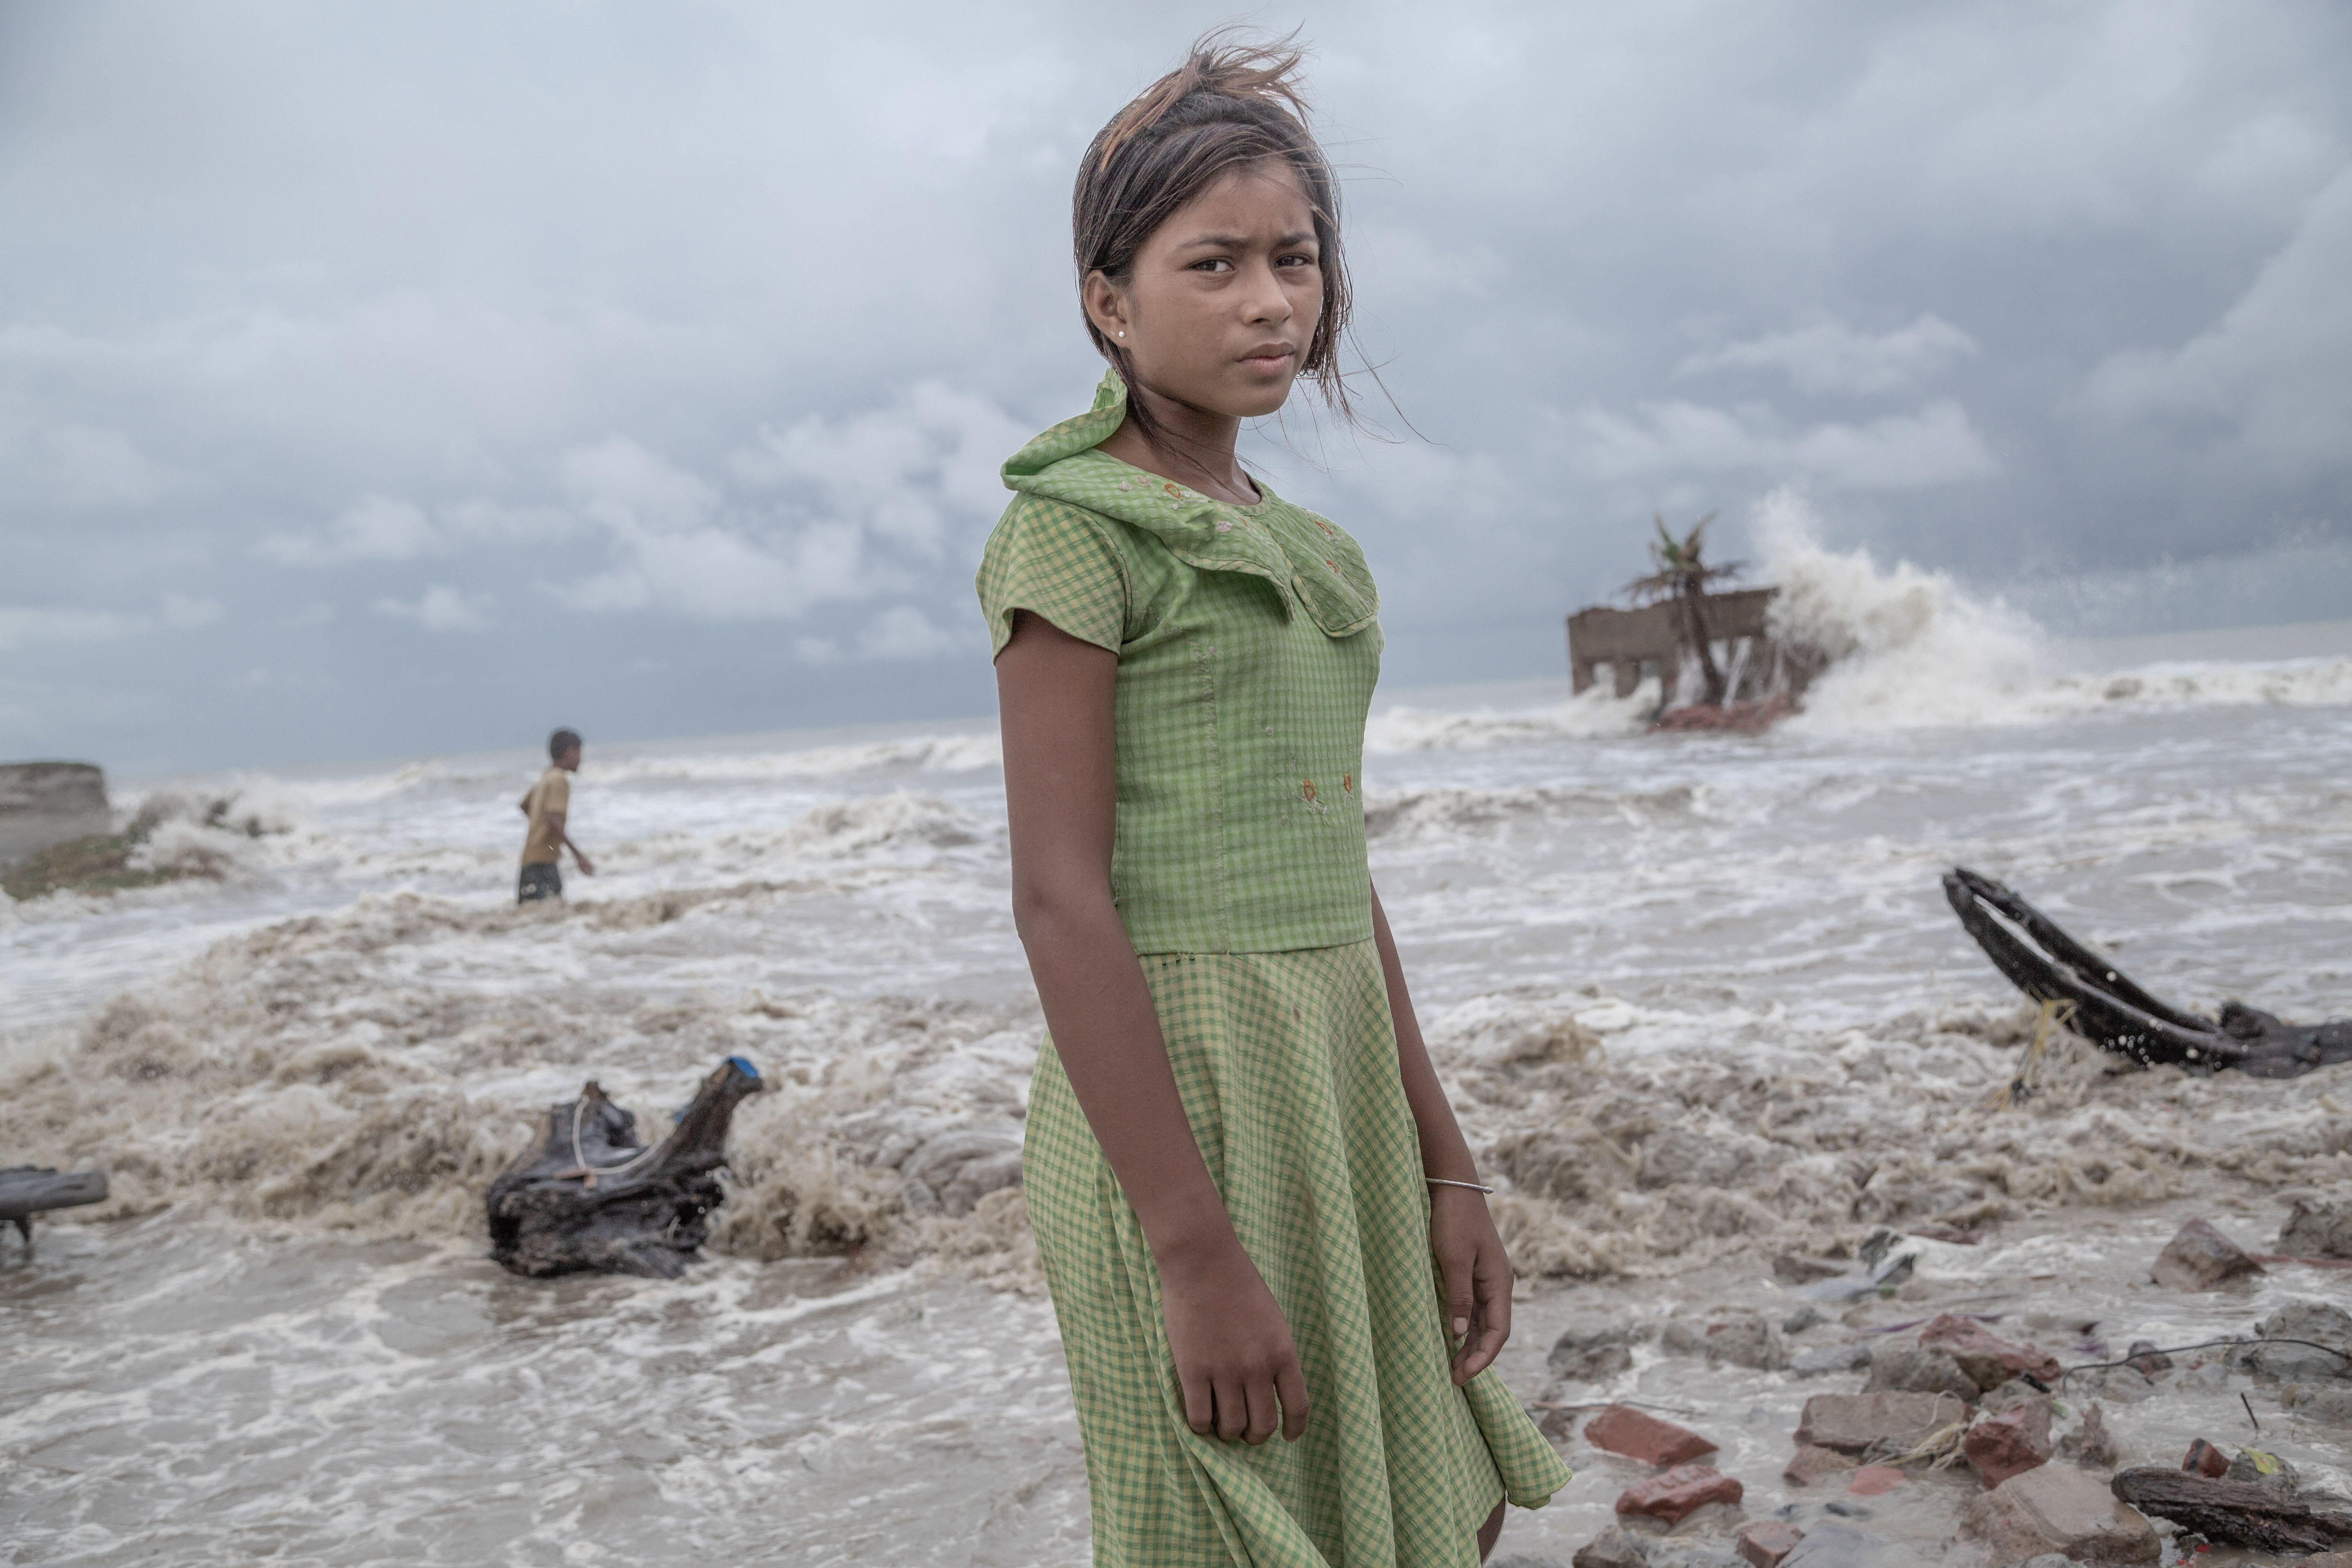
1022, 940, 1571, 1568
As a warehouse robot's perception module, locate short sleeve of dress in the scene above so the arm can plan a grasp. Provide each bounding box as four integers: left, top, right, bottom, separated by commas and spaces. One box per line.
975, 497, 1128, 659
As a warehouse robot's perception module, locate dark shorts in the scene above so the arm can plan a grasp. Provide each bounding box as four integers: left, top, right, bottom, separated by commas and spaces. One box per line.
518, 862, 563, 903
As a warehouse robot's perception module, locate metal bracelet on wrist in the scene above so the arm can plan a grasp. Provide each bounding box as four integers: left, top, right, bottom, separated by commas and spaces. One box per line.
1423, 1176, 1495, 1195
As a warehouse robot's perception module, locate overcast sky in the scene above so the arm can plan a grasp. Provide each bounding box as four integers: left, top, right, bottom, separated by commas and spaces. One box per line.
3, 0, 2348, 772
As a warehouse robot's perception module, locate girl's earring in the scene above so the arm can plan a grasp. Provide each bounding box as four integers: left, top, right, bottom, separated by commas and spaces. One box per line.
1117, 330, 1125, 338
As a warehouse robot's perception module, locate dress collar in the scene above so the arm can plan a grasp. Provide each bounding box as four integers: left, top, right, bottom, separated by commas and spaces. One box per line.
1000, 370, 1377, 638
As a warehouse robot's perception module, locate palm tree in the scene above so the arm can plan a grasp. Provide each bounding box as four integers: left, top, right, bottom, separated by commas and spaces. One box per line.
1624, 512, 1742, 706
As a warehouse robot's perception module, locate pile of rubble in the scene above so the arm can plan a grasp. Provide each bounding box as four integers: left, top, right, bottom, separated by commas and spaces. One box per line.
1510, 1208, 2352, 1568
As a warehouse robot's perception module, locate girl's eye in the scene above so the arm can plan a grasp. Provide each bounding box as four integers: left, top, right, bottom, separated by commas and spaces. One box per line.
1193, 258, 1233, 273
1277, 254, 1316, 269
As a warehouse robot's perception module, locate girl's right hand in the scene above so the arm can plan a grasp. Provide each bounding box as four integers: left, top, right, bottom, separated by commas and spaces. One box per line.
1158, 1238, 1311, 1445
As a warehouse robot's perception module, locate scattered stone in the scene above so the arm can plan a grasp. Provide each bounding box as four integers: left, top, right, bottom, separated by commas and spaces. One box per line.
1863, 1342, 1980, 1403
1820, 1500, 1871, 1519
2281, 1196, 2352, 1260
2149, 1218, 2265, 1291
1551, 1312, 1642, 1383
1909, 1224, 1983, 1245
1982, 1381, 2048, 1417
2060, 1402, 2119, 1470
1968, 1463, 2161, 1564
1965, 1398, 2055, 1487
1795, 1392, 1971, 1457
2285, 1555, 2352, 1568
2234, 1298, 2352, 1383
2123, 1340, 2172, 1376
1775, 1253, 1848, 1285
2112, 1466, 2352, 1554
1665, 1309, 1790, 1371
2183, 1438, 2231, 1478
1617, 1464, 1746, 1526
2286, 1384, 2352, 1425
2223, 1446, 2297, 1489
1780, 1520, 1898, 1567
1918, 1313, 2065, 1390
1571, 1528, 1649, 1568
1586, 1404, 1719, 1467
1782, 1304, 1827, 1336
2012, 1557, 2077, 1568
1846, 1466, 1905, 1497
1737, 1520, 1804, 1567
1791, 1342, 1873, 1379
1784, 1445, 1859, 1487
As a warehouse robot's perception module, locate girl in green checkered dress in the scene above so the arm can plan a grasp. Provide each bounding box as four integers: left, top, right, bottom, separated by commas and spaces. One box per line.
979, 33, 1570, 1567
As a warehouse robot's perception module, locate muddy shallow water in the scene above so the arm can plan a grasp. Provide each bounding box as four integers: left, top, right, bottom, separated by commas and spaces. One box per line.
5, 589, 2351, 1564
7, 1202, 2344, 1565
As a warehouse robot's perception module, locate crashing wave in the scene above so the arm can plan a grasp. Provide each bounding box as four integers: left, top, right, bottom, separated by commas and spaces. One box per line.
8, 894, 2344, 1291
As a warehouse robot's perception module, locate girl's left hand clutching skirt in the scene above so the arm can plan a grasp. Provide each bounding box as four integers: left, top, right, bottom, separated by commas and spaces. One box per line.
1429, 1183, 1512, 1384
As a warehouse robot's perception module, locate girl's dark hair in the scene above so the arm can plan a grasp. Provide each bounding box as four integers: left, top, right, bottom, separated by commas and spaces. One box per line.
1074, 30, 1356, 448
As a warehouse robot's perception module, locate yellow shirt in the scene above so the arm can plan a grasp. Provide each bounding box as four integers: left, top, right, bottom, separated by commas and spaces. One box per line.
520, 766, 571, 866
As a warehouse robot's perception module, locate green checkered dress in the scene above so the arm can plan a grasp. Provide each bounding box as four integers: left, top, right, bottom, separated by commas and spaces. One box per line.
980, 373, 1571, 1567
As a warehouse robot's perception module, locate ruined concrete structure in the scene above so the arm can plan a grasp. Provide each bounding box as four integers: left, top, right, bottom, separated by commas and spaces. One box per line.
0, 762, 110, 864
1566, 586, 1820, 705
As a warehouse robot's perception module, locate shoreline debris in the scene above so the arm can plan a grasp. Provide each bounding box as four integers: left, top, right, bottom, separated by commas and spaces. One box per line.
1, 761, 279, 901
1584, 1403, 1720, 1467
2151, 1218, 2266, 1290
2109, 1467, 2352, 1553
1555, 1208, 2350, 1568
1969, 1463, 2161, 1563
0, 762, 109, 866
1944, 866, 2352, 1078
1, 1166, 108, 1257
1566, 513, 1826, 731
486, 1057, 764, 1278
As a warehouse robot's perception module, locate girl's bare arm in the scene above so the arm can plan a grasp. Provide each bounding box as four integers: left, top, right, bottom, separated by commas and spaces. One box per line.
996, 610, 1309, 1444
1371, 883, 1513, 1383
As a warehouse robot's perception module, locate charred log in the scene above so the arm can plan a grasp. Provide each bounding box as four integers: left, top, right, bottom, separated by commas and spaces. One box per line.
2111, 1467, 2352, 1553
486, 1057, 764, 1279
1945, 867, 2352, 1079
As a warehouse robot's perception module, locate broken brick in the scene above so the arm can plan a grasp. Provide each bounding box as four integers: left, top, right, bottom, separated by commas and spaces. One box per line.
1738, 1519, 1806, 1566
1917, 1314, 2065, 1390
1784, 1444, 1859, 1487
1964, 1400, 2054, 1488
1615, 1463, 1745, 1526
1583, 1403, 1719, 1467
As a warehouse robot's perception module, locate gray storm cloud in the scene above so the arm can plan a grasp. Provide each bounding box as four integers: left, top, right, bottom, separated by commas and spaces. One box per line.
0, 0, 2346, 769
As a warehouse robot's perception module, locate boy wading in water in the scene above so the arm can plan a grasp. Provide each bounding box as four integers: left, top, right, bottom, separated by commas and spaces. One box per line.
980, 36, 1568, 1566
517, 728, 594, 903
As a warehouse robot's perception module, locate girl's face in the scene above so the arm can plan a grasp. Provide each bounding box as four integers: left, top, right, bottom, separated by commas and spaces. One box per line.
1086, 158, 1323, 422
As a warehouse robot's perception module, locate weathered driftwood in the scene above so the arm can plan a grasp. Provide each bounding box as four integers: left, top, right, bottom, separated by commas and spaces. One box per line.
1945, 867, 2352, 1078
2110, 1467, 2352, 1552
486, 1058, 763, 1279
1, 1165, 108, 1256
